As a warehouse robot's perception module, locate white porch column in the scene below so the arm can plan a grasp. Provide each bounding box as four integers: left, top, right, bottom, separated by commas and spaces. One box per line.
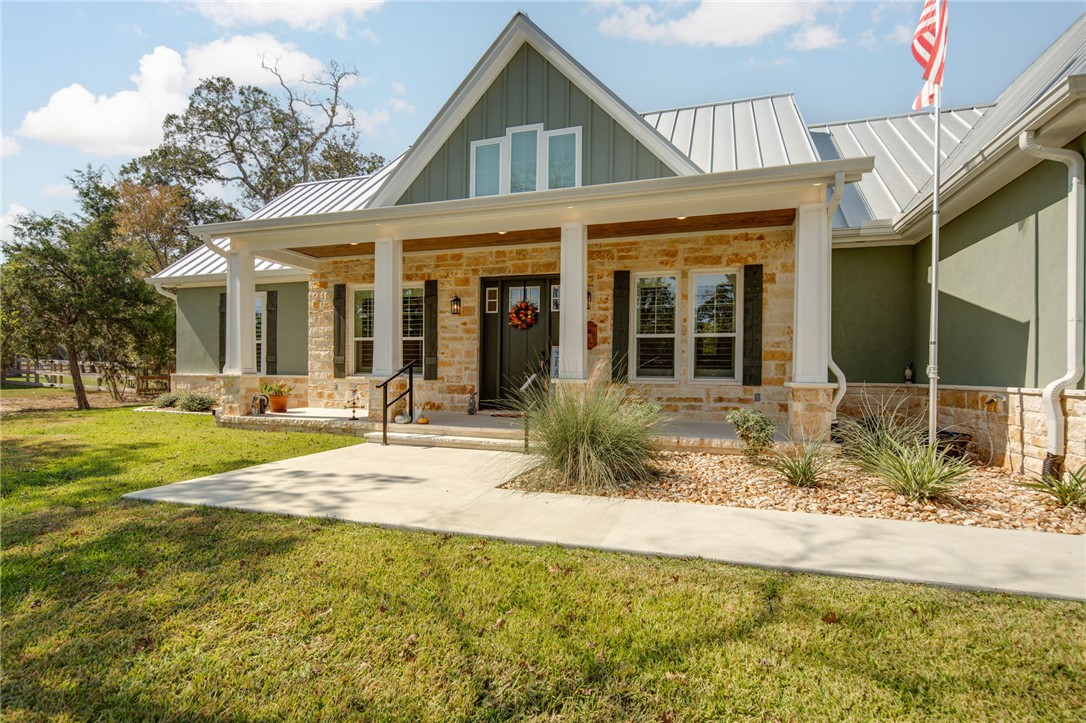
372, 237, 403, 376
792, 203, 830, 383
224, 249, 256, 375
558, 222, 588, 380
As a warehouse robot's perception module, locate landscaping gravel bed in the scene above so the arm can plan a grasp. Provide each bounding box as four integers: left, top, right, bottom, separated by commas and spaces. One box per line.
507, 452, 1085, 535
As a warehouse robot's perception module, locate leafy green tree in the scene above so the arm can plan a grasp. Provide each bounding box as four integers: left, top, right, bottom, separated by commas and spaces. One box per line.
1, 169, 163, 409
141, 61, 384, 211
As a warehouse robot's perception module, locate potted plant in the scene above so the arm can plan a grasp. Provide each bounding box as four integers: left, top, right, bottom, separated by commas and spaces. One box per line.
259, 381, 294, 413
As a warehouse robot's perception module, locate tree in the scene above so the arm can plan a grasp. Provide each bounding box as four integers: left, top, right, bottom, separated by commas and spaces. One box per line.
113, 180, 194, 277
148, 61, 385, 211
0, 169, 162, 409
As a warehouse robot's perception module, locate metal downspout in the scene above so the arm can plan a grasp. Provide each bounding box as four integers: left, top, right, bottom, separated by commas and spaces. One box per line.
826, 172, 847, 419
202, 233, 229, 258
153, 284, 177, 302
1018, 131, 1085, 477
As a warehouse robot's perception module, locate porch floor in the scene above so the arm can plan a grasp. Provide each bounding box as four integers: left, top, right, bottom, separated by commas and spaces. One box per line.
218, 407, 783, 453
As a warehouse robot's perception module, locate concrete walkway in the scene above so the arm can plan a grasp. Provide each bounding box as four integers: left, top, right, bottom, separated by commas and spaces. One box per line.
125, 444, 1086, 601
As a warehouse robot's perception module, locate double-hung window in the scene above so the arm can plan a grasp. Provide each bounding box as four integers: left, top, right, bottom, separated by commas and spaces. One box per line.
254, 291, 267, 373
632, 274, 678, 380
691, 271, 741, 380
470, 125, 581, 197
351, 287, 425, 374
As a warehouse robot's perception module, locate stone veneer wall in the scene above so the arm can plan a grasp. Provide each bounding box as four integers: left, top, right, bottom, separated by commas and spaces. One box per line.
307, 228, 795, 423
173, 374, 309, 415
838, 384, 1086, 475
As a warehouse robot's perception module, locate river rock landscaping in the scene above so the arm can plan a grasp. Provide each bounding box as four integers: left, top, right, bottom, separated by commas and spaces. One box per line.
507, 452, 1085, 535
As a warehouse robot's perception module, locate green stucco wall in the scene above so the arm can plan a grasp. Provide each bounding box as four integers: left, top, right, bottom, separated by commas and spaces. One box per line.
910, 133, 1086, 389
175, 281, 309, 375
832, 245, 915, 383
396, 43, 675, 205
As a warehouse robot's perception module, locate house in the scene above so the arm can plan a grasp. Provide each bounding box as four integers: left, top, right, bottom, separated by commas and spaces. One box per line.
150, 13, 1086, 475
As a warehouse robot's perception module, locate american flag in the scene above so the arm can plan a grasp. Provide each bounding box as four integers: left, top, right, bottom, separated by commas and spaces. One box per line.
912, 0, 948, 110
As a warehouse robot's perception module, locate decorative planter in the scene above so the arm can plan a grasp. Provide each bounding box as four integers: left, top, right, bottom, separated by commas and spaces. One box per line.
268, 395, 289, 413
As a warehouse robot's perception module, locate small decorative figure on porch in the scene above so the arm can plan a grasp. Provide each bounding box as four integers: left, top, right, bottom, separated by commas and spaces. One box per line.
249, 394, 269, 416
904, 362, 914, 384
344, 387, 362, 421
508, 299, 539, 330
467, 390, 477, 415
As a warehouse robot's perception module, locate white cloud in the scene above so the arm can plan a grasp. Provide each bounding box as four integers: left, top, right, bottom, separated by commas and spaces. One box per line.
355, 108, 391, 136
789, 24, 841, 51
15, 35, 328, 157
890, 23, 913, 44
185, 34, 325, 85
2, 203, 30, 244
39, 183, 77, 199
190, 1, 384, 38
1, 135, 20, 157
597, 1, 836, 48
390, 81, 406, 95
17, 46, 188, 156
388, 97, 414, 114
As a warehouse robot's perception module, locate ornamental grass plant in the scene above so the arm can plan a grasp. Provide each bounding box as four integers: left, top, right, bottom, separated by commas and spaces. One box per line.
1019, 465, 1086, 509
512, 368, 662, 493
835, 390, 927, 474
866, 440, 971, 504
767, 438, 832, 487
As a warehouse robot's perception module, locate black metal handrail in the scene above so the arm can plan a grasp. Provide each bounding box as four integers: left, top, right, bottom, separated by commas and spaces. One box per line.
374, 360, 416, 445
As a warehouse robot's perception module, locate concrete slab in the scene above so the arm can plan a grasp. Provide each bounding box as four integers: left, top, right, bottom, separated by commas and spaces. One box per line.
126, 444, 1086, 601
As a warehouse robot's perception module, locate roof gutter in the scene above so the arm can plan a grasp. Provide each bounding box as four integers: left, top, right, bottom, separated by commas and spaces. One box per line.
152, 284, 177, 302
1018, 130, 1084, 477
202, 233, 228, 258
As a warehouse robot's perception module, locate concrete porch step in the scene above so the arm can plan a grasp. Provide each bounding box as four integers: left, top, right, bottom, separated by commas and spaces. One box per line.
362, 431, 526, 452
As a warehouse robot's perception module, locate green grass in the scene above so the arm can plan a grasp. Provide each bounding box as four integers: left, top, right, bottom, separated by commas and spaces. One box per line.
2, 409, 1085, 720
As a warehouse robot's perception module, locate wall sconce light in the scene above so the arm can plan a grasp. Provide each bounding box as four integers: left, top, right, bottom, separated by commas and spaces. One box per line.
450, 296, 462, 315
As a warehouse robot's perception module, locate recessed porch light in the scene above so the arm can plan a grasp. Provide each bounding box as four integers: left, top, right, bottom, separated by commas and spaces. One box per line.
497, 231, 507, 235
676, 216, 687, 220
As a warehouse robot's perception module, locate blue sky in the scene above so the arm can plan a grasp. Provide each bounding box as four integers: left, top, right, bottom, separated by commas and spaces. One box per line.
2, 1, 1082, 239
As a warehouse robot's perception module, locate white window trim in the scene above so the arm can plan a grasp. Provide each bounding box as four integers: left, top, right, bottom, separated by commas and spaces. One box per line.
469, 124, 582, 197
254, 291, 267, 375
688, 269, 743, 384
629, 271, 680, 383
347, 284, 424, 377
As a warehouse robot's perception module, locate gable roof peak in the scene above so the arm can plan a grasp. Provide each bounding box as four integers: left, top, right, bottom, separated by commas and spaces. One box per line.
367, 12, 702, 207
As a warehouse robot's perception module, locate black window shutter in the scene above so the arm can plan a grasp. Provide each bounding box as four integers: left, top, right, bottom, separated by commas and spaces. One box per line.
743, 265, 763, 386
218, 292, 226, 373
423, 280, 438, 380
611, 270, 630, 382
333, 284, 346, 378
265, 290, 278, 375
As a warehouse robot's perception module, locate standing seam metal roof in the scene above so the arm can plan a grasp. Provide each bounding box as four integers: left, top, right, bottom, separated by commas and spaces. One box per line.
244, 154, 403, 221
149, 238, 292, 281
641, 94, 820, 173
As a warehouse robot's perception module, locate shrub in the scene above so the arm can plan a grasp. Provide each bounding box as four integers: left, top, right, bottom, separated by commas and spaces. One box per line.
176, 391, 218, 412
726, 408, 777, 457
512, 372, 662, 493
768, 439, 832, 487
836, 391, 926, 474
1018, 466, 1086, 509
867, 440, 970, 504
260, 381, 294, 397
154, 392, 179, 408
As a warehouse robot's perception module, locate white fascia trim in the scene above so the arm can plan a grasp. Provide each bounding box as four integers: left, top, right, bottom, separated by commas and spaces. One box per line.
145, 270, 310, 288
894, 80, 1085, 239
194, 157, 873, 244
366, 14, 702, 209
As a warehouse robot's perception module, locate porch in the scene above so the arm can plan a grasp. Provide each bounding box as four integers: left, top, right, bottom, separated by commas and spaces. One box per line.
214, 407, 778, 454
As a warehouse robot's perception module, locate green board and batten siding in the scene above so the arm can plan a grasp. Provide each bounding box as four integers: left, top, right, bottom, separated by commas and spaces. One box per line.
833, 132, 1086, 390
396, 43, 675, 206
175, 282, 309, 375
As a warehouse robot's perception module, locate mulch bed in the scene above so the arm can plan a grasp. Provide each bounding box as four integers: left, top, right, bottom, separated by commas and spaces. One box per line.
505, 451, 1085, 535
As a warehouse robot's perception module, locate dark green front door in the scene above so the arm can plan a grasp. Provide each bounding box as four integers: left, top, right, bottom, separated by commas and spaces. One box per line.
480, 276, 560, 407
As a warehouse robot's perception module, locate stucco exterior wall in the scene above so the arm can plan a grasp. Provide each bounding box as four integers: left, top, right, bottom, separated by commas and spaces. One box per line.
174, 282, 309, 375
307, 228, 795, 423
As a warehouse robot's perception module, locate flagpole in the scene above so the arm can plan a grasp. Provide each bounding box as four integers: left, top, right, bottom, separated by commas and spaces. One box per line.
927, 44, 942, 446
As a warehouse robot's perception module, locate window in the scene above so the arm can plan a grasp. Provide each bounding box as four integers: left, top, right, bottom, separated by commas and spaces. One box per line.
691, 272, 740, 380
632, 274, 678, 380
254, 291, 267, 373
470, 125, 581, 197
350, 286, 425, 374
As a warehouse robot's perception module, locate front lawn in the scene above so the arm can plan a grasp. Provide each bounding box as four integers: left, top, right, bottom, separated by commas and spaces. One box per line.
2, 408, 1084, 720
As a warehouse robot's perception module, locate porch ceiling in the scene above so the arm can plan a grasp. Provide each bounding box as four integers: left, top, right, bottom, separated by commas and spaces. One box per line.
289, 208, 797, 258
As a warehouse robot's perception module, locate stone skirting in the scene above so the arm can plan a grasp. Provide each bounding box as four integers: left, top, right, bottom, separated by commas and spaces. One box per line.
172, 374, 309, 416
787, 382, 837, 440
838, 383, 1086, 476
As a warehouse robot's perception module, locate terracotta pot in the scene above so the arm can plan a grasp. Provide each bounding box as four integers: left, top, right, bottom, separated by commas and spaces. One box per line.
268, 395, 289, 413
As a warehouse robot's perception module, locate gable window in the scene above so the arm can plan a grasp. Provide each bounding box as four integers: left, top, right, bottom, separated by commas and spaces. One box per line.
350, 286, 426, 374
631, 274, 678, 380
691, 271, 741, 380
470, 125, 581, 197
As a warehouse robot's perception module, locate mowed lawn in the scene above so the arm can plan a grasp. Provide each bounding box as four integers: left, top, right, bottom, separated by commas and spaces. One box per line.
2, 398, 1084, 720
